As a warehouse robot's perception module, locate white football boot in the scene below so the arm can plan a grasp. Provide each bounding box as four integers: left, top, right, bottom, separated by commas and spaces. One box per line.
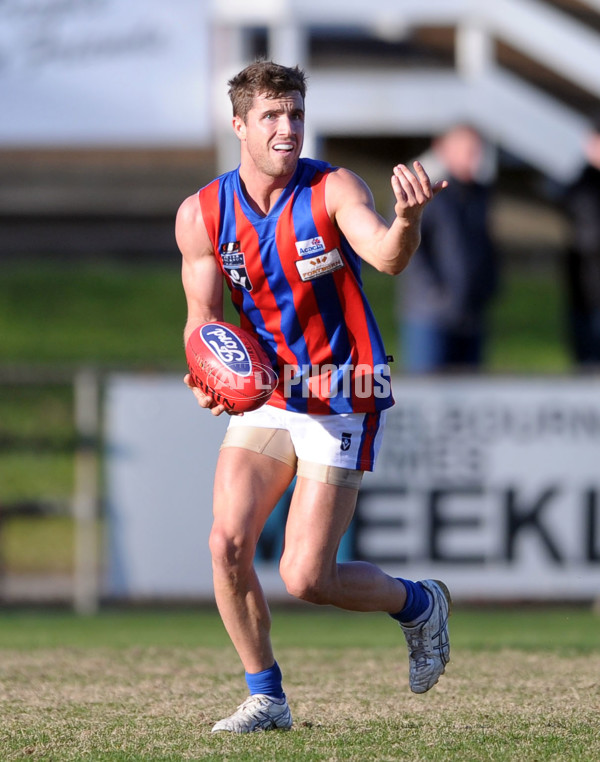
400, 579, 451, 694
211, 694, 292, 733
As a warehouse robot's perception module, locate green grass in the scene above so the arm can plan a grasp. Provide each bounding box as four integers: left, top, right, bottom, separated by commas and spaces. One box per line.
0, 606, 597, 652
362, 264, 571, 373
0, 607, 598, 761
0, 262, 188, 367
0, 260, 572, 372
487, 266, 571, 373
0, 453, 74, 504
2, 515, 75, 573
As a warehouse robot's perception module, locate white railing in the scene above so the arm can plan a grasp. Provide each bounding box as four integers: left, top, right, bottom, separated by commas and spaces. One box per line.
485, 0, 600, 100
211, 0, 600, 182
0, 369, 100, 613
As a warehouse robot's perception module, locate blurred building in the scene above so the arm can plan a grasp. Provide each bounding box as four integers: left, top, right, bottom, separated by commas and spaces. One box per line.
1, 0, 600, 259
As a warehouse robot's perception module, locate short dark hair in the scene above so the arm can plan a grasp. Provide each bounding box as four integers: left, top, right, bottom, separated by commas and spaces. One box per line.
227, 60, 307, 121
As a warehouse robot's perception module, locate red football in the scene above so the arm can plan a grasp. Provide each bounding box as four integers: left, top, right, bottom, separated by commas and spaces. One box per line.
186, 322, 278, 413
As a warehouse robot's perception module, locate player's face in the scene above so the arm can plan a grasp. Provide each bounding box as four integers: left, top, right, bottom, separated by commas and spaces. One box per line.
235, 91, 304, 179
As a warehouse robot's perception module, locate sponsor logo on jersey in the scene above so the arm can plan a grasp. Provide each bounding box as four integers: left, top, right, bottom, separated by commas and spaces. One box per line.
221, 242, 253, 291
200, 324, 252, 376
295, 236, 326, 257
295, 248, 344, 281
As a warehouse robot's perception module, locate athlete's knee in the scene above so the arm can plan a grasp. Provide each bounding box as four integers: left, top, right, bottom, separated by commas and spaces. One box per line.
280, 559, 332, 605
209, 524, 253, 574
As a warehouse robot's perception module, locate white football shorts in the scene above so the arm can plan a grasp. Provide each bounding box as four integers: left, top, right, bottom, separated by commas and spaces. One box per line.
225, 403, 387, 473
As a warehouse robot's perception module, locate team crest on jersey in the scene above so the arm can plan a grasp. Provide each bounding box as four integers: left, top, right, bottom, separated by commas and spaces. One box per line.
295, 236, 326, 257
220, 242, 252, 291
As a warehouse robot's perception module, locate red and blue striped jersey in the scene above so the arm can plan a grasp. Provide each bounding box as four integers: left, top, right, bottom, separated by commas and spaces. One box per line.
197, 158, 394, 414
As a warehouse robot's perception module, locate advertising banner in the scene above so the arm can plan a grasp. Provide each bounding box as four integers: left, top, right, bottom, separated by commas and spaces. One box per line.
105, 375, 600, 601
0, 0, 212, 145
361, 377, 600, 600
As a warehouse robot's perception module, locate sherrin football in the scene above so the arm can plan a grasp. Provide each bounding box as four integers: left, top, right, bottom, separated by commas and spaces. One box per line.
186, 321, 278, 413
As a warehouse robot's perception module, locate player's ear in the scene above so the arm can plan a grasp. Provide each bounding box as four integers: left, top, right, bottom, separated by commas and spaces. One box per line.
232, 115, 246, 141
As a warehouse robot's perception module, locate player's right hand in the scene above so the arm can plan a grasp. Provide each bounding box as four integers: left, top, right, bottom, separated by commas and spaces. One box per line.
183, 373, 226, 416
183, 374, 243, 416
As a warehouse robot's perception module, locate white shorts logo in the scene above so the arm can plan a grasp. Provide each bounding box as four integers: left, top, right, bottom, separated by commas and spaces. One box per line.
295, 248, 344, 282
295, 236, 326, 257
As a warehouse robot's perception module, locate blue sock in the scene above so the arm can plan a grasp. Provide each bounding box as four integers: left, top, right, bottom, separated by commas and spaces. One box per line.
389, 579, 431, 624
245, 661, 285, 700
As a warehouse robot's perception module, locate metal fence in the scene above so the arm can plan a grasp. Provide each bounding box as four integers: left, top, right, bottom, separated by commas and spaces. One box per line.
0, 368, 101, 613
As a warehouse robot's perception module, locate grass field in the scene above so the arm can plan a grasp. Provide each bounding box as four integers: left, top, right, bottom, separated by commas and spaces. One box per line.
0, 262, 596, 760
0, 606, 598, 761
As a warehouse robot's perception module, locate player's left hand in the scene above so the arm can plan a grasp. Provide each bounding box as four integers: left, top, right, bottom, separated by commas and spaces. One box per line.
391, 161, 448, 221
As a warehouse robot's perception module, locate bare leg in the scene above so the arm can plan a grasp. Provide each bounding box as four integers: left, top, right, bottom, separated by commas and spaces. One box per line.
210, 447, 295, 673
279, 476, 407, 612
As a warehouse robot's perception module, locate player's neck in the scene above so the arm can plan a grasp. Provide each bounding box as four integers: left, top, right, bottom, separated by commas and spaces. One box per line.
238, 165, 295, 217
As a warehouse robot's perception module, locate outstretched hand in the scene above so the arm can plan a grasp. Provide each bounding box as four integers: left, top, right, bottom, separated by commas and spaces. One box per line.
391, 161, 448, 221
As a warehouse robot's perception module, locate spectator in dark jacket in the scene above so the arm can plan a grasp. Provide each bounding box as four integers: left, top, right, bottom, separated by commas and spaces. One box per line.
563, 130, 600, 367
399, 125, 499, 373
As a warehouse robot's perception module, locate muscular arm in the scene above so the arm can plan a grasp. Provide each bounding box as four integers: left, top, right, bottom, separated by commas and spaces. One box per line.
328, 162, 447, 275
175, 193, 224, 343
175, 193, 229, 414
